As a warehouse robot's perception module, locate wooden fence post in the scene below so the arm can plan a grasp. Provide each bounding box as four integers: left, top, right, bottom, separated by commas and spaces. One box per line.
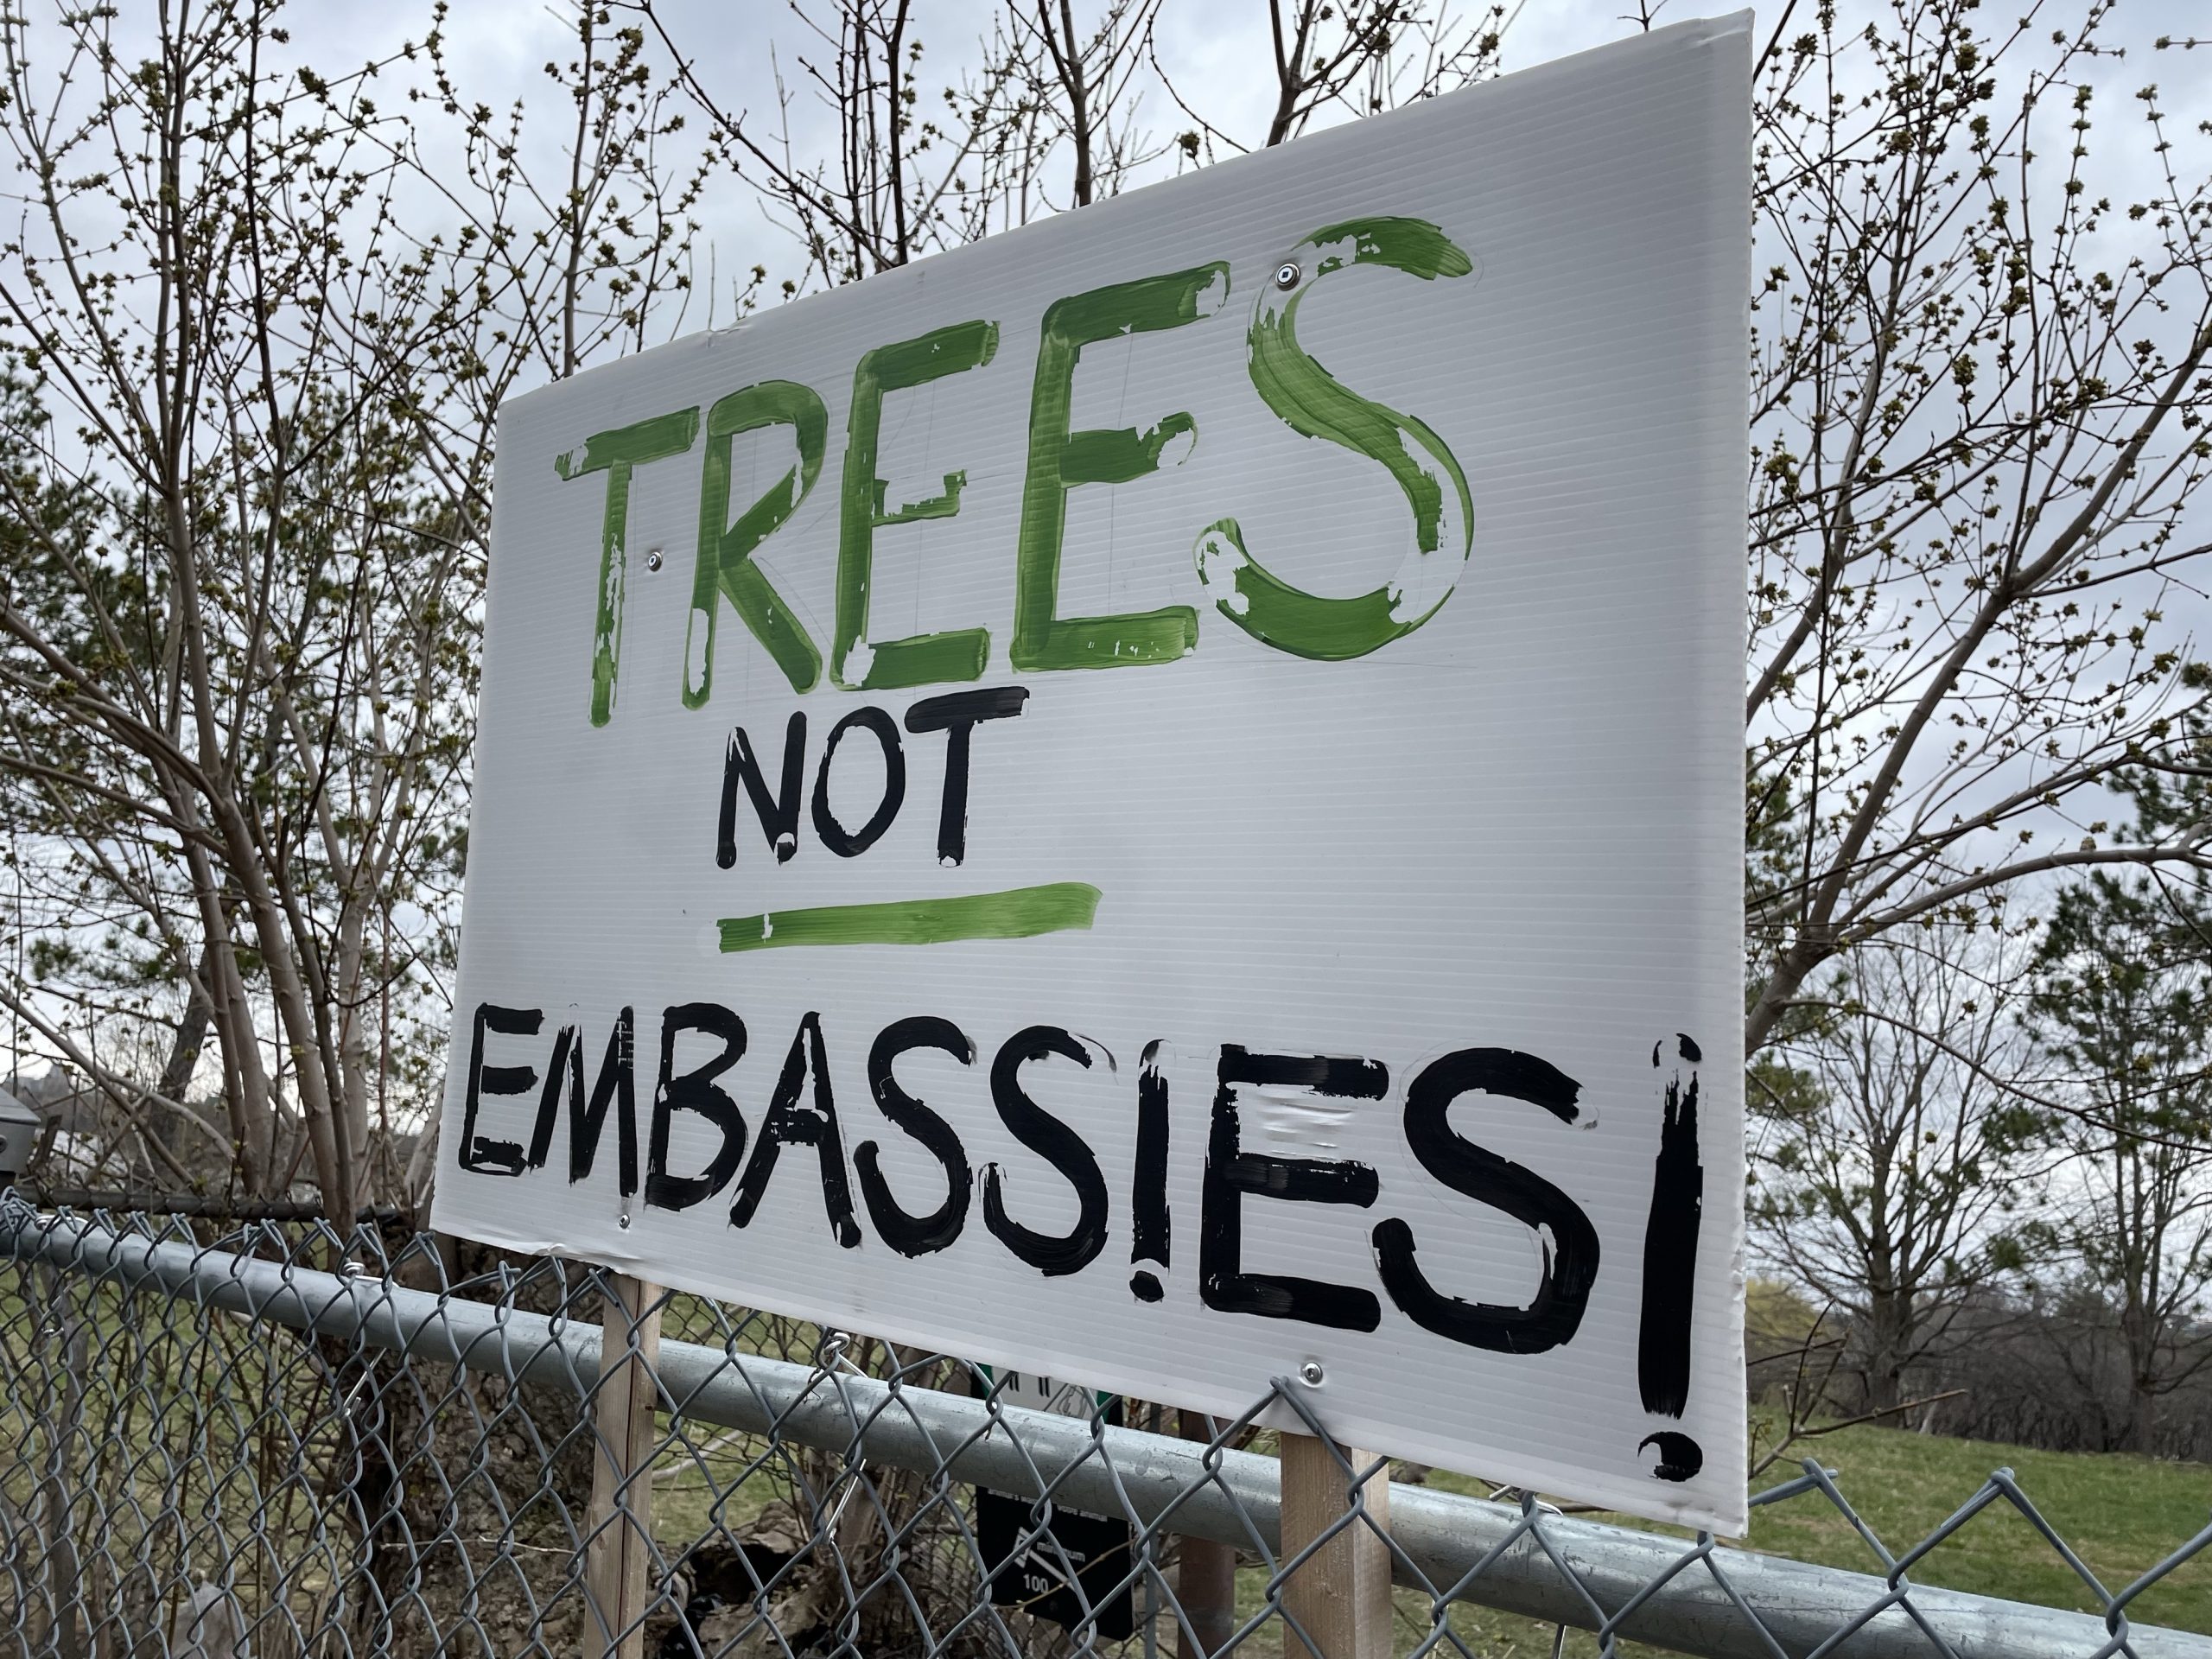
1278, 1431, 1392, 1659
587, 1274, 661, 1659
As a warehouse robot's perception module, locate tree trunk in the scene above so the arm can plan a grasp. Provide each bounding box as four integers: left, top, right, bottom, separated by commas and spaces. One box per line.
2127, 1375, 2159, 1456
2118, 1287, 2160, 1454
1858, 1238, 1910, 1415
1862, 1247, 1913, 1417
155, 956, 213, 1105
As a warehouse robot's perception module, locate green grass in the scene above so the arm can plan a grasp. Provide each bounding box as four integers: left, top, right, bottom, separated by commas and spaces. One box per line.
1739, 1421, 2210, 1634
1408, 1419, 2211, 1651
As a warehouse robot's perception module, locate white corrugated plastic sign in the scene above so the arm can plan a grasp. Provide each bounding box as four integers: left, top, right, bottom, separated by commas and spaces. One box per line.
435, 15, 1755, 1533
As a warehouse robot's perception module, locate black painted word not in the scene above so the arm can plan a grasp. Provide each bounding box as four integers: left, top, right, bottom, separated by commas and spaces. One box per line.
719, 688, 1029, 868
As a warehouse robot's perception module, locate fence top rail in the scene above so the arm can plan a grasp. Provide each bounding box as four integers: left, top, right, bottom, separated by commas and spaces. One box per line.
4, 1193, 2207, 1659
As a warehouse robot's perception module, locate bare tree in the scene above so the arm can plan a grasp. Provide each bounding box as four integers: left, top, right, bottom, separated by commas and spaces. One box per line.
639, 0, 1046, 289
1254, 0, 1496, 144
1013, 0, 1168, 207
1742, 0, 2212, 1054
1143, 0, 1503, 163
0, 0, 715, 1214
1753, 928, 2039, 1414
642, 0, 1506, 275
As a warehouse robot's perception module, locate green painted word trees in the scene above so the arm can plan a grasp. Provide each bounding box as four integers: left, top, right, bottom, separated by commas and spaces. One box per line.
556, 220, 1477, 726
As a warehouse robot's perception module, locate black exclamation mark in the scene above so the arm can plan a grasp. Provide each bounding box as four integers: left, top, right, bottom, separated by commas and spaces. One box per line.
1637, 1033, 1705, 1482
1130, 1041, 1171, 1302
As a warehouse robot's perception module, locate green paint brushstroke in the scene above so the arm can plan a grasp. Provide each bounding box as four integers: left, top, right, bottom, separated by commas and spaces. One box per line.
875, 471, 967, 521
834, 320, 1001, 691
718, 883, 1102, 952
1011, 264, 1227, 672
684, 379, 828, 704
557, 407, 702, 727
1304, 215, 1472, 283
1198, 216, 1474, 663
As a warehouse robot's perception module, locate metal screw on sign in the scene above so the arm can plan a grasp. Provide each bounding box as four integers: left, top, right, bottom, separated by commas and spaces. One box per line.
643, 549, 664, 572
1274, 261, 1302, 291
1299, 1360, 1325, 1387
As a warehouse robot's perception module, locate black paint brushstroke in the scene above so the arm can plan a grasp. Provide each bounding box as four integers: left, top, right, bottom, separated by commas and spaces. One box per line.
1372, 1047, 1599, 1354
1639, 1431, 1704, 1483
1637, 1034, 1704, 1419
983, 1026, 1109, 1277
856, 1015, 976, 1255
731, 1012, 861, 1246
719, 712, 806, 868
1130, 1039, 1172, 1288
1219, 1049, 1390, 1101
646, 1003, 748, 1211
518, 1010, 639, 1197
1199, 1045, 1383, 1332
812, 706, 906, 857
1440, 1048, 1583, 1124
906, 686, 1028, 865
569, 1011, 639, 1196
525, 1025, 575, 1172
459, 1003, 543, 1175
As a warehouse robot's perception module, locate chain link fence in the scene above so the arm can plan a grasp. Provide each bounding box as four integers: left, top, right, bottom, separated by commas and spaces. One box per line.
2, 1192, 2207, 1658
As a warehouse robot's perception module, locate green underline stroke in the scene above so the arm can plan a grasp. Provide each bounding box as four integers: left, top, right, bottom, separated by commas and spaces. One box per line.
718, 882, 1102, 953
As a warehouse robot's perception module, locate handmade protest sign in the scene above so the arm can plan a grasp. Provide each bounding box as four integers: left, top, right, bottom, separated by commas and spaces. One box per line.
435, 15, 1754, 1531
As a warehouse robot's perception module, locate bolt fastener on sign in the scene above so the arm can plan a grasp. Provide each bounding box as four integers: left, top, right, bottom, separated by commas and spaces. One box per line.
1300, 1361, 1325, 1387
644, 549, 664, 572
1274, 261, 1301, 290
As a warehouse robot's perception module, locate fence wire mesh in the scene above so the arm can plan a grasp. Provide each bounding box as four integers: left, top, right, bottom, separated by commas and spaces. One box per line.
2, 1194, 2207, 1659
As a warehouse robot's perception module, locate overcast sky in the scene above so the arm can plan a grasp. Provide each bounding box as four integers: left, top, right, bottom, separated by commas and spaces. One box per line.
288, 0, 2210, 329
314, 0, 1665, 288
